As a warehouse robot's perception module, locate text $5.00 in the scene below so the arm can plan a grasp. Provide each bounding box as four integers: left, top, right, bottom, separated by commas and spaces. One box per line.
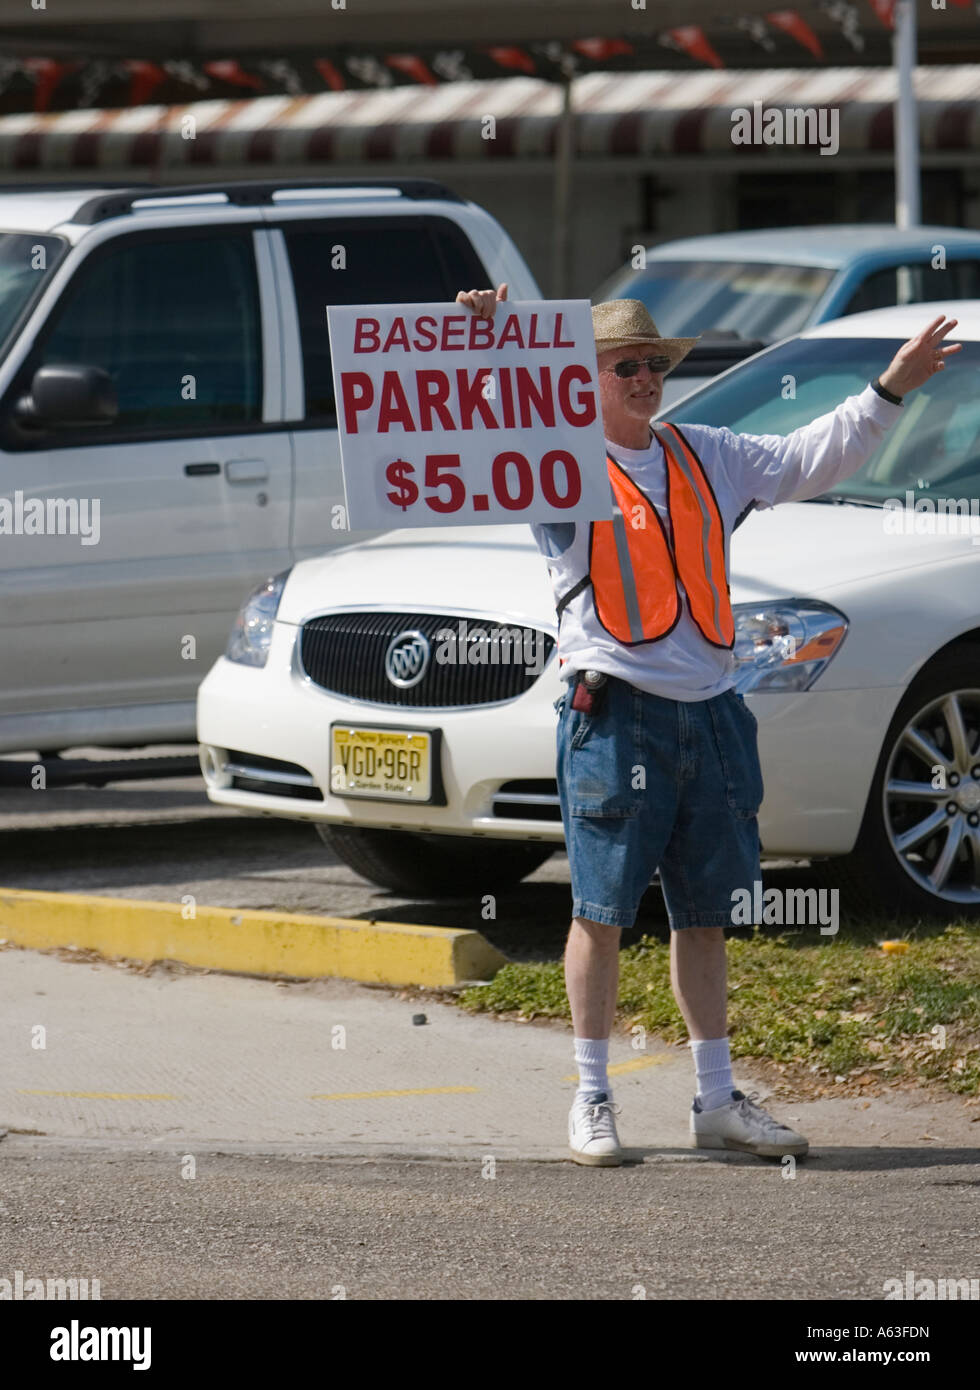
384, 451, 583, 514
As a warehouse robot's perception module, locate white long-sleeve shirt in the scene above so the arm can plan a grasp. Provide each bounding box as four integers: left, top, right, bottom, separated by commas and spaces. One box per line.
530, 382, 904, 701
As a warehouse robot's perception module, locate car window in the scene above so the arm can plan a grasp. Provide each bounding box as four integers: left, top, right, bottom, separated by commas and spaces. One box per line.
669, 335, 980, 503
593, 260, 836, 342
34, 231, 262, 431
0, 232, 68, 354
282, 216, 488, 420
843, 260, 980, 316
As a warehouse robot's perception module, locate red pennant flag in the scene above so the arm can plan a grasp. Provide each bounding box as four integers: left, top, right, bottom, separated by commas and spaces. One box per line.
386, 54, 438, 85
571, 38, 636, 62
663, 26, 725, 69
203, 60, 265, 91
485, 47, 537, 75
868, 0, 897, 29
22, 58, 76, 113
766, 10, 824, 59
124, 60, 168, 107
314, 58, 346, 91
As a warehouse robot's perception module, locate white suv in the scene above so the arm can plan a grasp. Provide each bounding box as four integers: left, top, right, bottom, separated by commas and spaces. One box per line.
0, 179, 539, 761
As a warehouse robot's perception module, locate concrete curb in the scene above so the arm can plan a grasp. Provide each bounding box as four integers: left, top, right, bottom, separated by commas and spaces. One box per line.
0, 887, 509, 988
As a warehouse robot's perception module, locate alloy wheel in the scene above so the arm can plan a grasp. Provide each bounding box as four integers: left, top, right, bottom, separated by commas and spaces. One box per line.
883, 688, 980, 905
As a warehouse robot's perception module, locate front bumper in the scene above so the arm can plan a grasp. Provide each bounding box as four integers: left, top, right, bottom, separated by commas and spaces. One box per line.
196, 622, 567, 843
197, 619, 903, 858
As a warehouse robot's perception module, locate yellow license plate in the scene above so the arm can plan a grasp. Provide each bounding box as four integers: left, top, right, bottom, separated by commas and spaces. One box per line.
330, 725, 433, 802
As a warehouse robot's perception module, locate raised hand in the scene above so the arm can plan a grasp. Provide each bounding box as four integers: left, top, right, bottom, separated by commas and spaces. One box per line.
878, 314, 962, 397
455, 283, 508, 319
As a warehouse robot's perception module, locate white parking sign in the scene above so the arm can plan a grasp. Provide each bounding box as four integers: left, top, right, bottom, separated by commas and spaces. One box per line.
327, 299, 612, 529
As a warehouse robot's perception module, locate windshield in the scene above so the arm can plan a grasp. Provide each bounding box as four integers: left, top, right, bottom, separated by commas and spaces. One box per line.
663, 335, 980, 505
0, 232, 69, 354
597, 259, 836, 342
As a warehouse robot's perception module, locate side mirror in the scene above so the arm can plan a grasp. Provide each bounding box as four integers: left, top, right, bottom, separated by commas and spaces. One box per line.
14, 364, 118, 426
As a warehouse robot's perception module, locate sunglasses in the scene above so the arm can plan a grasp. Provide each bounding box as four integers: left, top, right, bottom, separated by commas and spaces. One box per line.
610, 355, 672, 378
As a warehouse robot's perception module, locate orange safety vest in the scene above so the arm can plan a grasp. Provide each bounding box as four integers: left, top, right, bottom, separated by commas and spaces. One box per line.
557, 422, 735, 650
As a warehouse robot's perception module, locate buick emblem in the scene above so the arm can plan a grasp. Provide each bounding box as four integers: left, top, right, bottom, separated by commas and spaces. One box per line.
384, 630, 430, 688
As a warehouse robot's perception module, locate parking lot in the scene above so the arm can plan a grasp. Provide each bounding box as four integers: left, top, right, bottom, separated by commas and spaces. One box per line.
0, 753, 629, 958
2, 769, 979, 1303
0, 753, 849, 959
1, 0, 979, 1328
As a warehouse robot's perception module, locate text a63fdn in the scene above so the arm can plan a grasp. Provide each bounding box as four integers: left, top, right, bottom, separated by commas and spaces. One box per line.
327, 300, 610, 528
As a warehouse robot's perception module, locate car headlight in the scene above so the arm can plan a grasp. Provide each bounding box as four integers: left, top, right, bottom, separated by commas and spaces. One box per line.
732, 600, 848, 694
225, 570, 290, 668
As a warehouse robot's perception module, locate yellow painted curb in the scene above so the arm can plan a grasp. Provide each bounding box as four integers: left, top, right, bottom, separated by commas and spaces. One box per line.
0, 887, 509, 989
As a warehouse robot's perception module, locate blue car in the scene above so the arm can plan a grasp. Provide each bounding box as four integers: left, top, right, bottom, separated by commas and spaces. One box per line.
593, 224, 980, 405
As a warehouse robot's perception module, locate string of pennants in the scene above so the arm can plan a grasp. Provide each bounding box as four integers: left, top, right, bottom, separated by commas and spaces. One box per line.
0, 2, 975, 115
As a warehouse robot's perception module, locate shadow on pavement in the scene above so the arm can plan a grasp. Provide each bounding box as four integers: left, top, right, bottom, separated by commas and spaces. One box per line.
619, 1146, 980, 1171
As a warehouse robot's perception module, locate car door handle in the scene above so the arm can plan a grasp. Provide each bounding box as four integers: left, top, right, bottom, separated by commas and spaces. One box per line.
184, 461, 221, 477
225, 459, 269, 484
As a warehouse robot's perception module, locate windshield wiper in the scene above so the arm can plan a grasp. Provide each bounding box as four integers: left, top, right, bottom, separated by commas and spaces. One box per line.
802, 494, 882, 508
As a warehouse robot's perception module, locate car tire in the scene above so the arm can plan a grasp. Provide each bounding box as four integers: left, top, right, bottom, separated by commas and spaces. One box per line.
317, 824, 555, 897
810, 650, 980, 918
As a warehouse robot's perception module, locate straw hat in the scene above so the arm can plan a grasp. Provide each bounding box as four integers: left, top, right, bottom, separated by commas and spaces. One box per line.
592, 299, 700, 374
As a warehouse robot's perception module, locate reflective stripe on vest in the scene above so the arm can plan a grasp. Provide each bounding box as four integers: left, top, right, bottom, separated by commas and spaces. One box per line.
587, 421, 735, 649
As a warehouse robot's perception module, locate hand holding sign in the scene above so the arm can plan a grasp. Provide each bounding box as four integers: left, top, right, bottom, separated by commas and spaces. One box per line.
328, 294, 610, 530
456, 282, 509, 318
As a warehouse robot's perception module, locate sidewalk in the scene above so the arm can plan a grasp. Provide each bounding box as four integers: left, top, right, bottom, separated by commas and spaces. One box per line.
3, 945, 977, 1160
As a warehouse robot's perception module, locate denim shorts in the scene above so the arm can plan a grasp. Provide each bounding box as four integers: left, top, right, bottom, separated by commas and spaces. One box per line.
554, 675, 763, 930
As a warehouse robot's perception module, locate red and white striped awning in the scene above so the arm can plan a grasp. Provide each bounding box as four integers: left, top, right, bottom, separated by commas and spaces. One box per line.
0, 66, 976, 173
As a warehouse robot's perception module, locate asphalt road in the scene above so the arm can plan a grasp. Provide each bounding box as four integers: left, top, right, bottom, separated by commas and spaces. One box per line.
2, 763, 978, 1311
3, 1133, 979, 1301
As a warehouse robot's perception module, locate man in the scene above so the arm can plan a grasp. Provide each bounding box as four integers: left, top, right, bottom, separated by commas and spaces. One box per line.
456, 282, 960, 1167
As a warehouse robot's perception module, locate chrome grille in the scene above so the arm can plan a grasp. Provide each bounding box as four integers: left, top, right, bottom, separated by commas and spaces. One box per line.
299, 611, 554, 707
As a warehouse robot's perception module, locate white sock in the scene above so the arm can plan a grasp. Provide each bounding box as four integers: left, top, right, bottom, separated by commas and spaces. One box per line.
691, 1037, 734, 1111
574, 1037, 611, 1098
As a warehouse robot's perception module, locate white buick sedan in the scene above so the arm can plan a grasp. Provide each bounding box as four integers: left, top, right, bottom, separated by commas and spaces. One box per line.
198, 302, 980, 917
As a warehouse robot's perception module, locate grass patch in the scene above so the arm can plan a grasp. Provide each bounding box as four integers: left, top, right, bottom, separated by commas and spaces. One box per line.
458, 920, 980, 1098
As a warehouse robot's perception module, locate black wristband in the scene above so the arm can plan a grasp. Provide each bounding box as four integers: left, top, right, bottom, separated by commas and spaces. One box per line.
871, 377, 903, 405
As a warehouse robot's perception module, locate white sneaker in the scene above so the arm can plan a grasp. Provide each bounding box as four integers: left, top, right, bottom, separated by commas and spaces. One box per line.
691, 1089, 808, 1158
568, 1091, 624, 1166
